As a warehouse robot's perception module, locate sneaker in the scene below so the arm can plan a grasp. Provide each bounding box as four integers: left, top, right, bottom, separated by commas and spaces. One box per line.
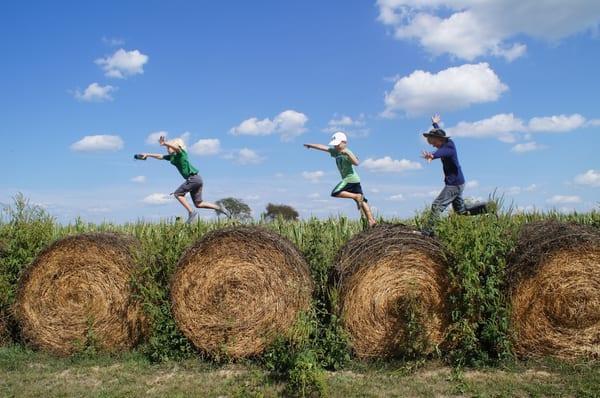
215, 207, 229, 218
186, 211, 198, 224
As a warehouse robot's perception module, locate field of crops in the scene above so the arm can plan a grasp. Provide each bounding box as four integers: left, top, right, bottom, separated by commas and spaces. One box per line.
1, 194, 599, 397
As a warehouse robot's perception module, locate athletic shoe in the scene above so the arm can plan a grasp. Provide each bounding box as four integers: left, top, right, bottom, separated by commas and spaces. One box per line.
186, 211, 198, 224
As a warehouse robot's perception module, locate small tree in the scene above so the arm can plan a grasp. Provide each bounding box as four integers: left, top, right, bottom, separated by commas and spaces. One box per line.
215, 197, 252, 221
263, 203, 299, 221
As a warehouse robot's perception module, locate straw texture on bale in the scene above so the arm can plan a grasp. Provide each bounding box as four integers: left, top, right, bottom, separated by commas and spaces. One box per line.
14, 233, 146, 356
170, 226, 313, 358
333, 223, 450, 359
508, 221, 600, 359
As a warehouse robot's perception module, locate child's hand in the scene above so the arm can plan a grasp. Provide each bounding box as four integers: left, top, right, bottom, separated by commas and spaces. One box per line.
421, 150, 433, 163
431, 114, 441, 125
303, 144, 311, 149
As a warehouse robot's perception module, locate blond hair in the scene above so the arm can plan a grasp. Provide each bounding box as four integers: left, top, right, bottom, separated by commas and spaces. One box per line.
167, 138, 186, 151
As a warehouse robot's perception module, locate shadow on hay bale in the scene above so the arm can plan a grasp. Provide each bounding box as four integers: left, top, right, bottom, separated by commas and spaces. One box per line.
332, 223, 450, 359
14, 233, 146, 356
508, 220, 600, 360
170, 226, 313, 358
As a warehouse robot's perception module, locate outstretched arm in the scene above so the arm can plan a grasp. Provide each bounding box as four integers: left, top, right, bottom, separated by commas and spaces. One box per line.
303, 143, 330, 152
140, 153, 165, 160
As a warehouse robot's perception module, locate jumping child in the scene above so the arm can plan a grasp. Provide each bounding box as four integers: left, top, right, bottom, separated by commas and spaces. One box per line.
420, 114, 488, 236
138, 135, 227, 223
304, 131, 377, 227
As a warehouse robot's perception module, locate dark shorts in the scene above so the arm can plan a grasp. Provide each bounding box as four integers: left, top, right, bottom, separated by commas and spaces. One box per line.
174, 174, 203, 204
331, 182, 368, 202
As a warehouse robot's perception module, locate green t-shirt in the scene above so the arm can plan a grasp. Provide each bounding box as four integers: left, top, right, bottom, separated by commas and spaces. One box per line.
328, 148, 360, 183
163, 150, 199, 179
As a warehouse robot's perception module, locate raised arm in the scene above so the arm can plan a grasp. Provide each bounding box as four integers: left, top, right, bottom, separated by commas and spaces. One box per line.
431, 114, 441, 129
159, 135, 182, 153
303, 143, 330, 152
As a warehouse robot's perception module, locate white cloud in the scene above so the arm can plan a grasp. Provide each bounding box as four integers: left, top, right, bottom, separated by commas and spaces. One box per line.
506, 186, 522, 195
70, 135, 124, 152
528, 114, 587, 132
511, 141, 545, 153
465, 180, 479, 189
524, 184, 538, 192
447, 113, 524, 143
95, 48, 149, 79
362, 156, 422, 173
574, 169, 600, 187
387, 194, 405, 201
146, 131, 168, 145
102, 36, 125, 46
230, 110, 308, 141
225, 148, 264, 165
302, 171, 325, 183
376, 0, 600, 61
323, 114, 369, 137
382, 63, 507, 117
189, 139, 220, 156
142, 193, 171, 205
131, 175, 146, 183
547, 195, 581, 205
74, 82, 116, 102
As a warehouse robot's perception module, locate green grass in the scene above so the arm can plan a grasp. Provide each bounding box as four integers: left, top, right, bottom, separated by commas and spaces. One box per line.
1, 345, 600, 398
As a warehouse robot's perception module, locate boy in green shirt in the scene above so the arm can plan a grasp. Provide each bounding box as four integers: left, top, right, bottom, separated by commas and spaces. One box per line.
139, 136, 227, 223
304, 132, 377, 227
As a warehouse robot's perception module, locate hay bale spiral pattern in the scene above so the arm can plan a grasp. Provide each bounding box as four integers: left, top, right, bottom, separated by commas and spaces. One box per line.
333, 223, 450, 359
508, 220, 600, 359
171, 226, 313, 358
14, 233, 146, 355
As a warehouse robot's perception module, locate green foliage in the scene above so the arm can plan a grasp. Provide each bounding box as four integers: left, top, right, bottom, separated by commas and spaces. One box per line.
216, 197, 252, 221
263, 203, 300, 221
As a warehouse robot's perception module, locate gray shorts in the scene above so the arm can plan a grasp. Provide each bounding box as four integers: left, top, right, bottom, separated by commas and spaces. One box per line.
174, 175, 203, 204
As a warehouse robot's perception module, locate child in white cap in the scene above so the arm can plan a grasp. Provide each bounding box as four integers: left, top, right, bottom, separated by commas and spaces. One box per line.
304, 132, 377, 227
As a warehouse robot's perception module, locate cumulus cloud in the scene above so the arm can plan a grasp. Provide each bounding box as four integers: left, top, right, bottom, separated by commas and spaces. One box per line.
225, 148, 264, 165
547, 195, 581, 204
70, 135, 124, 152
74, 82, 116, 102
95, 48, 149, 79
465, 180, 479, 189
145, 131, 190, 146
189, 139, 220, 156
322, 114, 369, 137
574, 169, 600, 187
382, 63, 507, 117
230, 110, 308, 141
447, 113, 524, 143
511, 141, 546, 153
376, 0, 600, 61
142, 193, 171, 205
528, 114, 587, 132
302, 171, 325, 183
131, 175, 146, 183
362, 156, 422, 173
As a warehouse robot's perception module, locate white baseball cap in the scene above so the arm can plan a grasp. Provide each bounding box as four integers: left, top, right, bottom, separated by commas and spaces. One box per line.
328, 131, 347, 146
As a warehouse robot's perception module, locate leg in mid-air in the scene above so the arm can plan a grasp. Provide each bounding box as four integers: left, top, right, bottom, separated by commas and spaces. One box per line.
332, 182, 377, 227
422, 185, 461, 236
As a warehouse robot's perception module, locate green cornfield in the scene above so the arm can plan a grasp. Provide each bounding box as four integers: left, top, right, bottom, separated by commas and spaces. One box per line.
1, 194, 599, 396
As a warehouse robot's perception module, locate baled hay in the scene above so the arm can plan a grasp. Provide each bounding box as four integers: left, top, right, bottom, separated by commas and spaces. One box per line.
14, 233, 146, 355
333, 223, 450, 359
508, 221, 600, 359
170, 226, 313, 358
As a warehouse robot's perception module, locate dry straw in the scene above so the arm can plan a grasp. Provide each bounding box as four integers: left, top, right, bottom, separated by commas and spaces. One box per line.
508, 220, 600, 359
333, 223, 450, 359
170, 226, 313, 358
14, 233, 146, 356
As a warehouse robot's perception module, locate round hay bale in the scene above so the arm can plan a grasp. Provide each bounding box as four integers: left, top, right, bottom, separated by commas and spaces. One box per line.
333, 223, 450, 359
171, 226, 313, 358
508, 220, 600, 359
14, 233, 146, 355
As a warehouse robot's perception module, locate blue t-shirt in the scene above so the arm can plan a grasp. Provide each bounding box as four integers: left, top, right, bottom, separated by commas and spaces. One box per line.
432, 139, 465, 186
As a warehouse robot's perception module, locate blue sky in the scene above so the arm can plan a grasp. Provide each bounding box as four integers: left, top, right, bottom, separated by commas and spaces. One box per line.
1, 0, 599, 223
